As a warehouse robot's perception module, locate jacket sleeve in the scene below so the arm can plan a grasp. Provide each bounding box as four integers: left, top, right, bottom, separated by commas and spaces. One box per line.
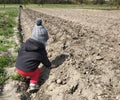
41, 49, 51, 67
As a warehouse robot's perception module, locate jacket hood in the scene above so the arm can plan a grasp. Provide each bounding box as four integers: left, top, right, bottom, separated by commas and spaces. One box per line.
24, 38, 45, 51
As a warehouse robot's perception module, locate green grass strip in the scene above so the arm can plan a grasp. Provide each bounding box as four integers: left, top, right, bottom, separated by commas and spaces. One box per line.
0, 56, 12, 85
0, 56, 12, 69
27, 4, 120, 10
0, 6, 18, 85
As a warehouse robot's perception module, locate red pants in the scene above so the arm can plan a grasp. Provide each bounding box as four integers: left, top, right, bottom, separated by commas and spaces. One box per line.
16, 68, 41, 84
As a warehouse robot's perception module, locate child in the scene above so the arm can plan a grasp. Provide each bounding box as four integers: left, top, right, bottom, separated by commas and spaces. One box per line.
15, 18, 56, 92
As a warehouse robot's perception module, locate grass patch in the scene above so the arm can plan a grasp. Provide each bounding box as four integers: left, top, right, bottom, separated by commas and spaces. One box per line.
11, 73, 21, 81
0, 56, 12, 68
0, 6, 18, 85
0, 44, 9, 52
0, 28, 14, 35
0, 56, 12, 85
0, 4, 19, 9
0, 9, 17, 36
0, 7, 18, 52
0, 71, 6, 85
0, 4, 119, 10
27, 4, 120, 10
0, 36, 15, 52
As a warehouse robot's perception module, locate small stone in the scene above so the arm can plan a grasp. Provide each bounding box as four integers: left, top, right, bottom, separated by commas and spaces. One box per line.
96, 84, 101, 88
56, 79, 62, 84
62, 81, 67, 85
116, 70, 120, 74
17, 93, 21, 97
96, 56, 103, 60
116, 95, 120, 100
97, 96, 102, 100
84, 71, 89, 74
48, 53, 52, 58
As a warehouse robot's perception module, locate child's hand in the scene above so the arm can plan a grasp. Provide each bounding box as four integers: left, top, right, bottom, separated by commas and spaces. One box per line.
50, 64, 57, 69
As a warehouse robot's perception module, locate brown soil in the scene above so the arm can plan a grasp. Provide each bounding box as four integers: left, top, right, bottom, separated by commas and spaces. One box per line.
19, 8, 120, 100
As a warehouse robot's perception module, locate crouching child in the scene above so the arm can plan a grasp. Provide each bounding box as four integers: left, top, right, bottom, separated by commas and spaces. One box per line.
15, 18, 56, 92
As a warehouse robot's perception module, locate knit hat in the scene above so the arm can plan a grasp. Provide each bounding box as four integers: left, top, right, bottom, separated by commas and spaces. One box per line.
31, 18, 49, 44
36, 18, 42, 26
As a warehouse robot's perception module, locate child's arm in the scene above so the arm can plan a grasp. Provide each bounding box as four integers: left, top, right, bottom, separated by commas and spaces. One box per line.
41, 49, 51, 68
41, 49, 57, 69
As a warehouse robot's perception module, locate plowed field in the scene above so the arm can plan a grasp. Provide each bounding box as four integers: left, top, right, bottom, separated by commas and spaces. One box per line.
20, 8, 120, 100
